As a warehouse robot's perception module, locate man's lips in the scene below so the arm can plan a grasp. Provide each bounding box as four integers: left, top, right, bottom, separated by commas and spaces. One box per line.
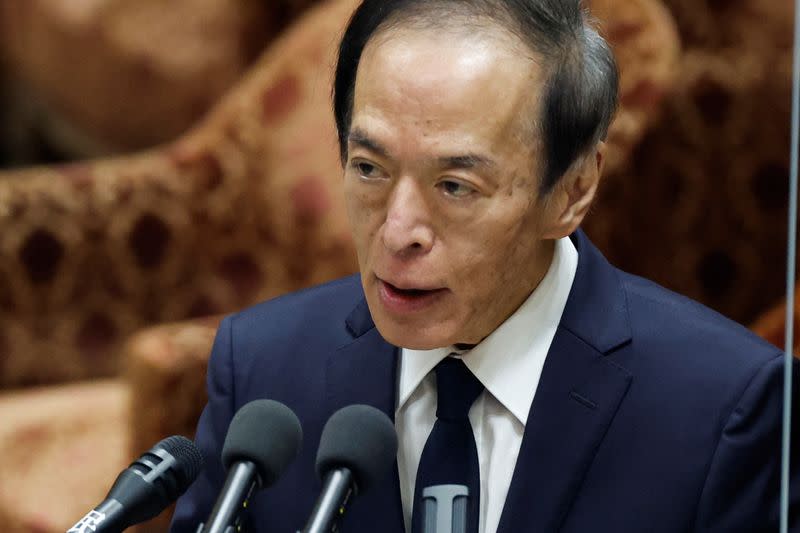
379, 278, 444, 292
376, 278, 448, 314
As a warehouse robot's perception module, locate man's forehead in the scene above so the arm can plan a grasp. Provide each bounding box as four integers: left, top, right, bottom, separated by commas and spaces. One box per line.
358, 31, 539, 109
359, 23, 544, 101
364, 19, 534, 68
369, 8, 531, 53
352, 43, 541, 157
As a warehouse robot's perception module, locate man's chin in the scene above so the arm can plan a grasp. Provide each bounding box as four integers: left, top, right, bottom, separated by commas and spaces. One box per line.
372, 316, 457, 350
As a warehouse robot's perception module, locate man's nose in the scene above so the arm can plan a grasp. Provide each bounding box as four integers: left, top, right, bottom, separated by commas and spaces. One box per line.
382, 177, 434, 256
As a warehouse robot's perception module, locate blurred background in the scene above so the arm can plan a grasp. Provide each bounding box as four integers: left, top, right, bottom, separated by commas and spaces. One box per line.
0, 0, 795, 531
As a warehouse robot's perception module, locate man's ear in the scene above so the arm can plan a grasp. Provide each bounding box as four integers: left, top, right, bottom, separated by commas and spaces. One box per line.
542, 141, 606, 239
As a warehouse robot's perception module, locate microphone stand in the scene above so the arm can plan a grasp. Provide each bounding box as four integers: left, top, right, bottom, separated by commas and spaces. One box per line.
196, 461, 260, 533
300, 468, 355, 533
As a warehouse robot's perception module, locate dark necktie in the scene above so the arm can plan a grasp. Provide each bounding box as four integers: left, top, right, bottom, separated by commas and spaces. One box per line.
411, 357, 484, 533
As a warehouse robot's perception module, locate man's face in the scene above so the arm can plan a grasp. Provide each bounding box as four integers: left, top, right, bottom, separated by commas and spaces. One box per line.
344, 25, 564, 349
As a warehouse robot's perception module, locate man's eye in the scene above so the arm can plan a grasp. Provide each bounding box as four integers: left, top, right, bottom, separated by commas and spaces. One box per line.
353, 161, 381, 179
439, 179, 474, 198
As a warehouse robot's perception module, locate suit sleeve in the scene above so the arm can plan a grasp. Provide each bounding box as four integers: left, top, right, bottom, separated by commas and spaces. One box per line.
170, 315, 237, 533
694, 353, 800, 532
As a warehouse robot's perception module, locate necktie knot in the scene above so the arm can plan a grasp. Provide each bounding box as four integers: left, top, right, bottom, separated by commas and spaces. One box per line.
435, 357, 484, 421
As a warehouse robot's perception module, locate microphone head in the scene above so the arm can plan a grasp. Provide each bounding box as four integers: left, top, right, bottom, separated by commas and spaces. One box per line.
100, 434, 204, 528
315, 404, 398, 494
145, 435, 205, 500
221, 399, 303, 488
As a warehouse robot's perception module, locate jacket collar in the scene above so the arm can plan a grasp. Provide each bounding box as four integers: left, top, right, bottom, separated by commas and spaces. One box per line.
559, 230, 632, 353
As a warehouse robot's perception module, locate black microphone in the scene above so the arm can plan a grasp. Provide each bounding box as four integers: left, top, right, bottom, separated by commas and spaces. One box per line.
67, 435, 203, 533
301, 404, 398, 533
200, 399, 303, 533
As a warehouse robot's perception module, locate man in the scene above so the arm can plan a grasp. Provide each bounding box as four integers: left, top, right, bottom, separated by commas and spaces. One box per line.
171, 0, 799, 531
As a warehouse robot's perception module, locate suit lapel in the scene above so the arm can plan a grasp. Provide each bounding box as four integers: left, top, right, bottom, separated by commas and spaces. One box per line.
325, 297, 405, 533
497, 231, 634, 532
496, 327, 632, 532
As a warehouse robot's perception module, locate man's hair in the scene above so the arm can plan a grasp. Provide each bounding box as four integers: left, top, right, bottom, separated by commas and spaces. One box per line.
333, 0, 619, 193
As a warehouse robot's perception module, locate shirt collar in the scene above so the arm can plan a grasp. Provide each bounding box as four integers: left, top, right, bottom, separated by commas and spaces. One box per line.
397, 236, 579, 425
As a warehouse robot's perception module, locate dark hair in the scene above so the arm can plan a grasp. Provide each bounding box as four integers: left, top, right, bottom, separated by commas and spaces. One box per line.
333, 0, 619, 193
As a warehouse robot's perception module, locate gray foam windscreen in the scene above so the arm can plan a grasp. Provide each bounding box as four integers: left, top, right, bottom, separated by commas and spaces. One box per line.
221, 399, 303, 487
315, 404, 398, 493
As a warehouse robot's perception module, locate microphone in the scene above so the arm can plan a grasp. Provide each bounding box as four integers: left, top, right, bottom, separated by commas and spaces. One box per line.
67, 435, 203, 533
199, 399, 303, 533
301, 404, 398, 533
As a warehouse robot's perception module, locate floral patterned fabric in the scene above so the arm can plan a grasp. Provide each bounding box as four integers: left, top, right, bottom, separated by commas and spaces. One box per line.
0, 0, 678, 389
0, 380, 129, 533
0, 0, 319, 153
585, 0, 794, 325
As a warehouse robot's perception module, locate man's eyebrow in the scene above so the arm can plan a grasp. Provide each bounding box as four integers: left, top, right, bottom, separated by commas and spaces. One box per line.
439, 154, 496, 169
348, 128, 495, 169
347, 128, 389, 158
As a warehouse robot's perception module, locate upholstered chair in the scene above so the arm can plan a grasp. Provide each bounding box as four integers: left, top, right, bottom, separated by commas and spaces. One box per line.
0, 0, 318, 157
585, 0, 795, 325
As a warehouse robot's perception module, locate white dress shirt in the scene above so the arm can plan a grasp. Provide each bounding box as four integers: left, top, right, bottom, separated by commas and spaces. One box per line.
395, 236, 578, 533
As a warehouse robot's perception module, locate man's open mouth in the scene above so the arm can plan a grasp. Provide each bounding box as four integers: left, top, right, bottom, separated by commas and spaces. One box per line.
377, 278, 448, 313
381, 279, 445, 296
385, 284, 431, 297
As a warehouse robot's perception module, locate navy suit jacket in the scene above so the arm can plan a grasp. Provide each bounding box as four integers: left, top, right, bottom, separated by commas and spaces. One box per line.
171, 231, 799, 532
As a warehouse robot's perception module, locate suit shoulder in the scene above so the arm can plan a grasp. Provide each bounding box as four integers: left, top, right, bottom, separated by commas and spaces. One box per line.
227, 274, 363, 350
617, 270, 780, 373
